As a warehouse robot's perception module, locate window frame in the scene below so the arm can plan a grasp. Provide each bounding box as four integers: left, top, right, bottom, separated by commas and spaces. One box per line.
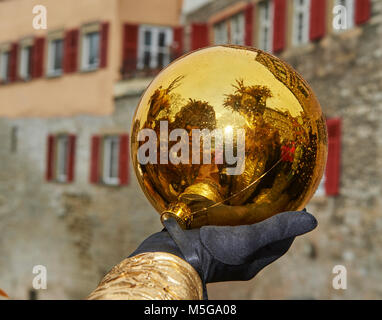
258, 0, 274, 52
102, 135, 120, 186
46, 30, 64, 77
0, 46, 10, 83
230, 12, 245, 45
80, 23, 101, 72
55, 134, 69, 183
46, 133, 76, 183
292, 0, 311, 47
137, 25, 173, 70
18, 38, 34, 81
213, 21, 229, 45
213, 12, 245, 46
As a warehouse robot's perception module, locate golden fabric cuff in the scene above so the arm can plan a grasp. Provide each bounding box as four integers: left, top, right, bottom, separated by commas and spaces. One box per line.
87, 252, 203, 300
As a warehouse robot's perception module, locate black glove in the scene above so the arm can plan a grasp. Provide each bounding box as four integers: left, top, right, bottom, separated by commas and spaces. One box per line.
130, 210, 317, 299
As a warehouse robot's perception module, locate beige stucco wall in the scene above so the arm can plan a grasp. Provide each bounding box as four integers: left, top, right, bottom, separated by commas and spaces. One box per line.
0, 0, 182, 118
118, 0, 183, 26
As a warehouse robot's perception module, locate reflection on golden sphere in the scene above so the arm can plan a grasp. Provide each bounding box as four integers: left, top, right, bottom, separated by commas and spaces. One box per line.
131, 45, 327, 229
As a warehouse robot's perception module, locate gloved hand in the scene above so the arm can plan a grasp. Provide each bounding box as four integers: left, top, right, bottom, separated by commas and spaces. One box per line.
130, 210, 317, 298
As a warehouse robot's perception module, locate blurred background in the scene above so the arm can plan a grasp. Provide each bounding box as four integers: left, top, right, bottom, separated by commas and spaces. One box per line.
0, 0, 379, 299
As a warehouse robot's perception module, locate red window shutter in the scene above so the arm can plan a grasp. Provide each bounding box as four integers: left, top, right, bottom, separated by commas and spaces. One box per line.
67, 134, 76, 182
119, 134, 129, 185
309, 0, 326, 41
90, 135, 101, 184
273, 0, 286, 53
9, 42, 19, 82
63, 30, 71, 73
63, 29, 79, 73
30, 42, 35, 78
355, 0, 371, 25
191, 23, 209, 51
244, 3, 254, 46
172, 26, 184, 59
325, 118, 341, 196
32, 37, 45, 78
122, 23, 138, 75
70, 29, 79, 72
46, 135, 55, 181
100, 22, 109, 68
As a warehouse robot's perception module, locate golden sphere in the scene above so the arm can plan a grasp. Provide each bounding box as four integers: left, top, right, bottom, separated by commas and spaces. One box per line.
131, 45, 327, 229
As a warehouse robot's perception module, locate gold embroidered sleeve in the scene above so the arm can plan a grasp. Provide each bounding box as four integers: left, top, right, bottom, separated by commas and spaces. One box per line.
87, 252, 203, 300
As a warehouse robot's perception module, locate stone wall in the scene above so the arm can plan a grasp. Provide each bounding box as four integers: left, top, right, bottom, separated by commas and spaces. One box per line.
0, 87, 162, 299
205, 0, 382, 299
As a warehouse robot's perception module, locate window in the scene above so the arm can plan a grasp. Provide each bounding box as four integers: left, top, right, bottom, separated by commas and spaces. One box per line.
10, 126, 17, 153
230, 13, 245, 45
90, 134, 129, 186
0, 50, 10, 82
213, 12, 245, 45
19, 43, 33, 80
292, 0, 311, 46
82, 31, 99, 70
138, 25, 173, 70
46, 134, 76, 183
47, 36, 63, 76
102, 136, 120, 185
333, 0, 355, 32
81, 26, 100, 71
258, 0, 274, 52
214, 21, 228, 44
56, 135, 69, 182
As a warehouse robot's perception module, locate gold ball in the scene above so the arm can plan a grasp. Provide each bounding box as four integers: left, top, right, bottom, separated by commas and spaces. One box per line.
131, 45, 327, 229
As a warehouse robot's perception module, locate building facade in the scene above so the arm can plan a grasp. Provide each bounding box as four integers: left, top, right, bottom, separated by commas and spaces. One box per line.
185, 0, 382, 300
0, 0, 183, 299
1, 0, 381, 300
